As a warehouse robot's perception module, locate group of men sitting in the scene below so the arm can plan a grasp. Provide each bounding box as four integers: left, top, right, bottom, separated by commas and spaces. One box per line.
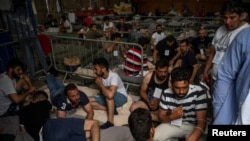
0, 55, 208, 141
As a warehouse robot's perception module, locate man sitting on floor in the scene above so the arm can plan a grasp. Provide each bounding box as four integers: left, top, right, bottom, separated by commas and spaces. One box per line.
0, 58, 35, 117
90, 57, 127, 129
46, 74, 94, 119
19, 90, 52, 141
129, 59, 170, 121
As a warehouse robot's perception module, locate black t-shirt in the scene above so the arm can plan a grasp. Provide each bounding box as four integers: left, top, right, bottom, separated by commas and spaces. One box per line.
191, 37, 211, 55
19, 100, 52, 141
52, 91, 89, 111
156, 39, 179, 61
115, 23, 131, 38
181, 50, 198, 71
147, 71, 169, 98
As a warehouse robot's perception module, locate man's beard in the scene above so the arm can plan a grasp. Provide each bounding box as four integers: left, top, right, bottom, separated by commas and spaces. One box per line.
175, 94, 186, 99
156, 74, 166, 81
12, 72, 20, 79
96, 72, 104, 77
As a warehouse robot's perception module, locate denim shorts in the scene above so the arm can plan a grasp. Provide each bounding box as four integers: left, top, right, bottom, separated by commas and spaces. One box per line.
43, 118, 86, 141
94, 92, 127, 107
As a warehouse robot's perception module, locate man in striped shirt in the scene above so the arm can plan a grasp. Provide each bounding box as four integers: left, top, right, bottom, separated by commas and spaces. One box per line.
123, 37, 149, 76
154, 67, 207, 141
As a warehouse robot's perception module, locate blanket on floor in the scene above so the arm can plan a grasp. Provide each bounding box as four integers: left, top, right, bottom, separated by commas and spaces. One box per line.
42, 85, 133, 126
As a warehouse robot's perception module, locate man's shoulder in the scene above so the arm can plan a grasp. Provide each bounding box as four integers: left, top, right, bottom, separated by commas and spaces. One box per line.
0, 73, 10, 80
79, 91, 88, 97
54, 94, 67, 102
109, 70, 120, 78
143, 71, 153, 81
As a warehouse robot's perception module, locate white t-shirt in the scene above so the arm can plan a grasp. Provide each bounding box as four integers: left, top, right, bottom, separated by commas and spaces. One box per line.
151, 32, 166, 49
79, 28, 89, 39
63, 20, 73, 33
211, 23, 250, 80
102, 70, 127, 97
0, 73, 17, 115
103, 22, 114, 31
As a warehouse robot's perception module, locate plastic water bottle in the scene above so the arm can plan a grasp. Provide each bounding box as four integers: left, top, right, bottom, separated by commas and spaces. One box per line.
148, 88, 154, 102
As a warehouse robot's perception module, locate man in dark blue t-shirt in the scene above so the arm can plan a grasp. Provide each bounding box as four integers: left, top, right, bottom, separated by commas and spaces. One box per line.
46, 74, 94, 119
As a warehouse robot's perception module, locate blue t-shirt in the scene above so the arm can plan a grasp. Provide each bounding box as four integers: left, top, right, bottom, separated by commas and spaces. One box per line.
52, 91, 89, 111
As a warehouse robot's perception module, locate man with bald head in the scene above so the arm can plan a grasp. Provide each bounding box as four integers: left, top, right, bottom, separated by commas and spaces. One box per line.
191, 28, 212, 62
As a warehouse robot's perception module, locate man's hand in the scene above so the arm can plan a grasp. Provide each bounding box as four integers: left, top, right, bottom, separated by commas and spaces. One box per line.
95, 77, 103, 87
28, 86, 36, 95
148, 98, 159, 110
202, 72, 210, 84
171, 105, 183, 119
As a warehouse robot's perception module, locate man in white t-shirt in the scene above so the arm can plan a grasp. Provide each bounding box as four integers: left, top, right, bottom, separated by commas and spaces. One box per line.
150, 24, 166, 51
201, 1, 250, 125
103, 16, 115, 39
202, 1, 249, 87
59, 15, 73, 33
89, 57, 127, 129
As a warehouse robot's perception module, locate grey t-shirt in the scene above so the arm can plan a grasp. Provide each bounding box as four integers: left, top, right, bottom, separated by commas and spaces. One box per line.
0, 73, 17, 115
100, 126, 134, 141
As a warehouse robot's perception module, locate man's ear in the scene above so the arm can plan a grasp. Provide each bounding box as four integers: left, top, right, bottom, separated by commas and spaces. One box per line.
150, 126, 155, 138
240, 13, 245, 21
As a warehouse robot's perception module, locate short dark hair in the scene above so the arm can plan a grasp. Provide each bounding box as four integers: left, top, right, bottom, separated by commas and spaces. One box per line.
155, 59, 169, 69
119, 16, 125, 20
165, 35, 175, 42
180, 38, 190, 46
92, 57, 109, 70
103, 16, 110, 21
128, 108, 152, 141
171, 67, 191, 82
7, 58, 25, 71
33, 90, 48, 101
111, 32, 121, 40
82, 23, 88, 27
61, 15, 66, 20
138, 37, 149, 46
64, 83, 78, 95
222, 0, 245, 15
156, 24, 162, 28
48, 14, 53, 18
90, 23, 97, 28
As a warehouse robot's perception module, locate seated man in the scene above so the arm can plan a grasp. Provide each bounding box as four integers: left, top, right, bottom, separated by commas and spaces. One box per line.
153, 35, 180, 69
19, 90, 52, 141
44, 14, 58, 28
115, 16, 132, 41
46, 74, 94, 119
123, 37, 150, 76
128, 108, 155, 141
102, 32, 126, 67
129, 59, 170, 121
90, 57, 127, 129
173, 39, 200, 84
0, 58, 35, 117
59, 15, 72, 33
150, 24, 166, 52
154, 67, 207, 141
86, 23, 103, 48
190, 28, 212, 62
43, 118, 100, 141
78, 23, 89, 46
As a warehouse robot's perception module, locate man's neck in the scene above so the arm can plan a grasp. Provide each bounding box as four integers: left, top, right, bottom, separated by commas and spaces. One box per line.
102, 70, 109, 79
154, 73, 167, 84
